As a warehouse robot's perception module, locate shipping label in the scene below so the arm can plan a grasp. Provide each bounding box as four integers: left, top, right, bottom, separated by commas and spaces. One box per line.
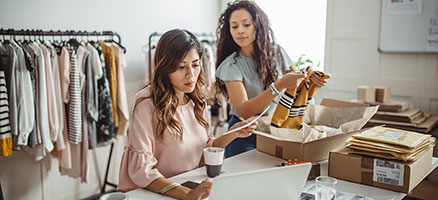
373, 159, 404, 186
379, 131, 405, 140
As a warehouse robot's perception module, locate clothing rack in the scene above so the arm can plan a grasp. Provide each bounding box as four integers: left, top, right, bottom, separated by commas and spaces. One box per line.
0, 28, 126, 53
0, 181, 3, 200
147, 31, 215, 80
1, 28, 123, 195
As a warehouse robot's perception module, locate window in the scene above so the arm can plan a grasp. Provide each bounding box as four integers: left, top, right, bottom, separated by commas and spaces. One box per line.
256, 0, 327, 71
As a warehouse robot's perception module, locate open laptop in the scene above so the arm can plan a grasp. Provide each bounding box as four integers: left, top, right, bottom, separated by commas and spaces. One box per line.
208, 163, 311, 200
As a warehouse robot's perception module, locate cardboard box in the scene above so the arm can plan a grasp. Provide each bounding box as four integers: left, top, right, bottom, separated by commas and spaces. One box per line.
328, 147, 433, 193
357, 86, 376, 103
367, 116, 438, 133
372, 109, 422, 123
364, 100, 411, 112
256, 130, 360, 162
375, 87, 391, 103
255, 98, 370, 162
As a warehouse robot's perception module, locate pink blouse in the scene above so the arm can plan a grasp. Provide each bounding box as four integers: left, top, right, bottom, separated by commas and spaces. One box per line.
117, 86, 215, 192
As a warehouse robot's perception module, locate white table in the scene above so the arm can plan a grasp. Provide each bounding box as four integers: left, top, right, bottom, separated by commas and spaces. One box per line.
127, 150, 438, 200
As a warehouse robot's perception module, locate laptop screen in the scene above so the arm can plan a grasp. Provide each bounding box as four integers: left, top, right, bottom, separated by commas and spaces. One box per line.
208, 163, 311, 200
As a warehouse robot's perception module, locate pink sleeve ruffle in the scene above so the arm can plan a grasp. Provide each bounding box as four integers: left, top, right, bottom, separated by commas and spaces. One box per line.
118, 145, 163, 192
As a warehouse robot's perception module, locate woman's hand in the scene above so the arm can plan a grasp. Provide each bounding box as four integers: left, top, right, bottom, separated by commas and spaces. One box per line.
285, 64, 298, 73
275, 72, 305, 91
310, 72, 331, 88
229, 120, 258, 138
184, 179, 212, 200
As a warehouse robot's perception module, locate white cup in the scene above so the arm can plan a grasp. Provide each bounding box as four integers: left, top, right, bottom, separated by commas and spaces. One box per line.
203, 147, 224, 177
99, 192, 129, 200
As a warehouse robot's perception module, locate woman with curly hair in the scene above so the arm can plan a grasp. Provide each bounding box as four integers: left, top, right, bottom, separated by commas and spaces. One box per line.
215, 0, 328, 157
117, 29, 256, 199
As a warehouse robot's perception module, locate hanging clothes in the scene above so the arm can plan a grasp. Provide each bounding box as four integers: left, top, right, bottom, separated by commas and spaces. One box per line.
9, 40, 34, 147
43, 41, 65, 151
0, 29, 127, 184
94, 43, 115, 147
67, 47, 82, 144
20, 43, 38, 148
85, 44, 100, 149
25, 42, 53, 161
0, 44, 13, 156
0, 71, 11, 156
37, 42, 60, 142
1, 43, 18, 142
56, 46, 72, 170
98, 41, 118, 130
201, 41, 216, 94
111, 44, 128, 138
79, 46, 90, 183
61, 45, 88, 179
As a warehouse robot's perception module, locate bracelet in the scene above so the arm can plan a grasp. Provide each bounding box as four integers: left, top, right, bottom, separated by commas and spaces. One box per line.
269, 82, 280, 96
160, 182, 179, 194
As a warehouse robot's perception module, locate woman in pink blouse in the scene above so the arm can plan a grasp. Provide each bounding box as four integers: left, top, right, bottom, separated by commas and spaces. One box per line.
117, 29, 256, 200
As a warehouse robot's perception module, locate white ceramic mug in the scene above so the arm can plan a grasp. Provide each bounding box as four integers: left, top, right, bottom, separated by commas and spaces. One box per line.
99, 192, 129, 200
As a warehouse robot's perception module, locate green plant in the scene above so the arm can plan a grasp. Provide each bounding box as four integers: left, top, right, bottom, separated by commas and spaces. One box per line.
294, 54, 320, 70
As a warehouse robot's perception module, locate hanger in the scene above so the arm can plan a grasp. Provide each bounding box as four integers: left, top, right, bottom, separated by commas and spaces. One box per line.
20, 29, 29, 45
66, 30, 80, 50
103, 31, 126, 53
78, 30, 87, 45
67, 37, 81, 47
2, 29, 12, 45
0, 28, 4, 43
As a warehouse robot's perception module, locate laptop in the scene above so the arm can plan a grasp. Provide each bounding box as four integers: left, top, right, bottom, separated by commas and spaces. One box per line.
208, 163, 311, 200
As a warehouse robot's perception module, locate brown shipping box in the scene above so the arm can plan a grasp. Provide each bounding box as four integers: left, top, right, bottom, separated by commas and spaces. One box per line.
328, 147, 433, 193
256, 98, 369, 162
256, 130, 360, 162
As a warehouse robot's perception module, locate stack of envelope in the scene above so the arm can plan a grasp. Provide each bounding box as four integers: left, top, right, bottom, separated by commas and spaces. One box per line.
346, 126, 435, 161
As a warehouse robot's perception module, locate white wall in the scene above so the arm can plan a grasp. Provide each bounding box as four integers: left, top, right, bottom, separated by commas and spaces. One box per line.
322, 0, 438, 115
257, 0, 327, 72
0, 0, 220, 199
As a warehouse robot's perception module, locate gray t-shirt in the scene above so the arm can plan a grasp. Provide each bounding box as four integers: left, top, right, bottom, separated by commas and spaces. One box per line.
216, 46, 293, 118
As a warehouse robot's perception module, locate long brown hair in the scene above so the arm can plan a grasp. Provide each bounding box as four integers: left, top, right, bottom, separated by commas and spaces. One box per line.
139, 29, 209, 140
215, 0, 277, 98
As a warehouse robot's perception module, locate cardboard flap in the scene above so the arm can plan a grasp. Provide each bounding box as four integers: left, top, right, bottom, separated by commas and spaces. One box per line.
321, 98, 369, 107
253, 130, 299, 142
255, 129, 363, 144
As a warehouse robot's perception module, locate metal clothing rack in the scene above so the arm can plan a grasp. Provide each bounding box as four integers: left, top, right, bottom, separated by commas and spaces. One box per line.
0, 28, 124, 195
147, 31, 215, 80
0, 180, 3, 200
0, 28, 126, 53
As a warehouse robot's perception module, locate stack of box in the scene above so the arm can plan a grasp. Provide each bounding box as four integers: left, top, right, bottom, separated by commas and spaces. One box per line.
329, 126, 435, 193
356, 86, 438, 133
345, 126, 435, 162
357, 86, 391, 104
367, 109, 438, 133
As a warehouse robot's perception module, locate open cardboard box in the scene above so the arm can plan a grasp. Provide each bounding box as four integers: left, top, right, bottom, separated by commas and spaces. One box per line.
255, 98, 372, 162
328, 147, 433, 193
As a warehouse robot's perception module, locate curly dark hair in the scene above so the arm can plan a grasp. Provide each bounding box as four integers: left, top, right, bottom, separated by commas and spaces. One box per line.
215, 0, 277, 98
